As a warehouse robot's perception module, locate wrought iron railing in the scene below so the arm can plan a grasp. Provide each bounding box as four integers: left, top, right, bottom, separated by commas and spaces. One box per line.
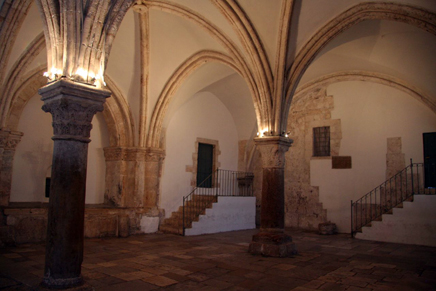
351, 160, 435, 236
182, 169, 254, 235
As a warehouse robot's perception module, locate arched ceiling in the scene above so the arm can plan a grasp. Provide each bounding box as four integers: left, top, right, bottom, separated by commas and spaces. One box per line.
299, 19, 436, 100
3, 0, 436, 144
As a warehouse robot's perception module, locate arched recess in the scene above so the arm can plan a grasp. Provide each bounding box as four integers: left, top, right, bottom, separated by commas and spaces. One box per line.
147, 50, 259, 148
145, 0, 270, 132
104, 75, 136, 147
292, 71, 436, 115
5, 68, 134, 149
284, 2, 436, 127
0, 32, 45, 128
0, 0, 32, 85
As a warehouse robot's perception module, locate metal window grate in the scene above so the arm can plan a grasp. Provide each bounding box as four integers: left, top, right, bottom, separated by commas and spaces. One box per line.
313, 126, 330, 156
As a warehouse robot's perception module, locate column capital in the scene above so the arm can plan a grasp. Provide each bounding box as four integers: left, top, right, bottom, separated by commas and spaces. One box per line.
254, 136, 293, 168
132, 2, 148, 13
0, 129, 23, 150
39, 79, 111, 143
104, 147, 148, 161
145, 147, 165, 162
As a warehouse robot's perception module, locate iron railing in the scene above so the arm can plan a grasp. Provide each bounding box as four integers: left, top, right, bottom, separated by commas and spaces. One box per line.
182, 169, 254, 235
351, 160, 436, 236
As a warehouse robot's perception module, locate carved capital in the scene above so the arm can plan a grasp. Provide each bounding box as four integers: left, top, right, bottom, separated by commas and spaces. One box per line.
145, 148, 165, 162
0, 129, 23, 150
124, 148, 146, 161
39, 79, 111, 143
104, 147, 148, 161
254, 136, 293, 169
0, 129, 10, 148
104, 147, 122, 161
132, 3, 148, 13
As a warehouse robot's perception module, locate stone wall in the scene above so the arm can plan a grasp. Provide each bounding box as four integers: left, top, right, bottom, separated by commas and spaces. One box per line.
0, 205, 161, 246
284, 87, 340, 230
247, 86, 342, 230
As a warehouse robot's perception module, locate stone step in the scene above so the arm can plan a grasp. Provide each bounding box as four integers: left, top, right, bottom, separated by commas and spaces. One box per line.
161, 195, 218, 235
159, 224, 183, 235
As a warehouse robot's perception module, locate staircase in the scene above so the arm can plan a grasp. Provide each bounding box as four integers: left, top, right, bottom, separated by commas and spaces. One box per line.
355, 195, 436, 246
159, 169, 254, 235
351, 160, 435, 237
159, 195, 217, 235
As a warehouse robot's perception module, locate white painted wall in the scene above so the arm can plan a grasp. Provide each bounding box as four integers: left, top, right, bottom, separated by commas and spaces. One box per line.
161, 92, 239, 218
10, 94, 109, 204
185, 196, 256, 236
356, 195, 436, 247
310, 81, 436, 233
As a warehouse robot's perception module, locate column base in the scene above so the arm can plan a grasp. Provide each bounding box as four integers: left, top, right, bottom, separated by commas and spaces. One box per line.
40, 275, 85, 290
248, 231, 297, 257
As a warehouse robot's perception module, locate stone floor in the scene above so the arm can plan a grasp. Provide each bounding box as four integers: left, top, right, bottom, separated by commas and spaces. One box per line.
1, 229, 436, 290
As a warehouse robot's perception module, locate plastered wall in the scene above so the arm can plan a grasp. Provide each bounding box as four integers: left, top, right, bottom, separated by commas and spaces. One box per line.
10, 94, 109, 204
310, 81, 436, 232
161, 91, 239, 218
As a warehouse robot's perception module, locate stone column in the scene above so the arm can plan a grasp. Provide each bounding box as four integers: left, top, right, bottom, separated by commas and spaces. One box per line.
248, 136, 296, 257
0, 129, 23, 206
144, 148, 165, 209
39, 79, 110, 289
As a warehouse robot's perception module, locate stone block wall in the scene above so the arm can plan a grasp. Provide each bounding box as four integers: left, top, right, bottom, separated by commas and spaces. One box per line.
245, 86, 342, 231
0, 205, 162, 245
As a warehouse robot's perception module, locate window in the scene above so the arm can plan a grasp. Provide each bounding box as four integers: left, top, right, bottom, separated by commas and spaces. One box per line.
313, 126, 330, 157
196, 143, 214, 187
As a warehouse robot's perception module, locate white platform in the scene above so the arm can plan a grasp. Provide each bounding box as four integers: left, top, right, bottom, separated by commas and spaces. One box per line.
185, 196, 256, 236
355, 195, 436, 247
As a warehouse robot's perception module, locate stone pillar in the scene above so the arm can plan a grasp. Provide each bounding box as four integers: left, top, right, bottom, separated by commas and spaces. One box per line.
144, 148, 165, 209
103, 147, 146, 208
248, 136, 296, 257
39, 79, 110, 289
0, 129, 23, 206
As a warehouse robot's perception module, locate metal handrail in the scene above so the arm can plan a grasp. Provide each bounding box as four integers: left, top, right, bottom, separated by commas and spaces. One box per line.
351, 159, 435, 236
182, 169, 254, 235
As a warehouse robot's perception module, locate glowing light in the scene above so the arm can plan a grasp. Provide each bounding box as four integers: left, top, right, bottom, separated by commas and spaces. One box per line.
43, 67, 62, 81
75, 67, 88, 81
257, 128, 269, 137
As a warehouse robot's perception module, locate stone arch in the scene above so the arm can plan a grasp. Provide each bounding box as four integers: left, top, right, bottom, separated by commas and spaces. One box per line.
146, 0, 270, 132
147, 50, 258, 148
212, 0, 273, 97
292, 71, 436, 115
0, 33, 45, 128
284, 2, 436, 126
103, 75, 136, 147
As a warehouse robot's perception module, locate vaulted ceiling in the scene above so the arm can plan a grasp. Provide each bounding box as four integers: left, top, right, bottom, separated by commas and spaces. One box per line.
3, 0, 436, 142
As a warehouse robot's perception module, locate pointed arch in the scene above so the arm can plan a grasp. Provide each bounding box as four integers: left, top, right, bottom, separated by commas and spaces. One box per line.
0, 33, 45, 128
212, 0, 273, 99
104, 75, 136, 147
147, 50, 258, 148
292, 71, 436, 115
145, 0, 270, 132
5, 68, 134, 148
0, 0, 33, 86
285, 2, 436, 126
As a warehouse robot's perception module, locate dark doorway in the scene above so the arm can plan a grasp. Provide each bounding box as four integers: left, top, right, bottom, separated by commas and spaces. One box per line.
423, 132, 436, 188
197, 143, 214, 187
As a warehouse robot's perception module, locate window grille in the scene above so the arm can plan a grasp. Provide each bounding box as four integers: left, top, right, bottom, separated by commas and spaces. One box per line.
313, 126, 330, 156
